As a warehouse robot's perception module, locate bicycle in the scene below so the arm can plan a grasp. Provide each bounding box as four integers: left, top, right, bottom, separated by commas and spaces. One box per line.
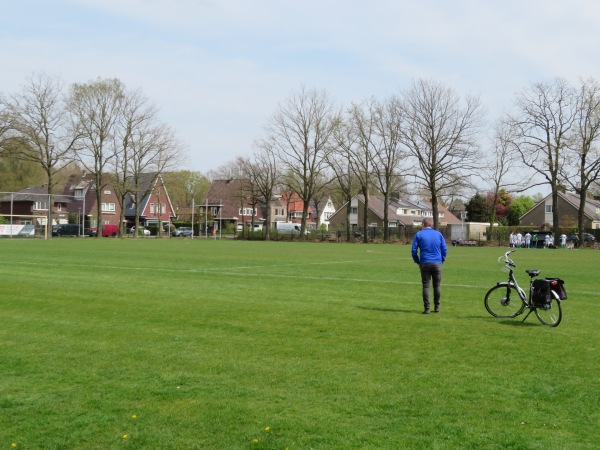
484, 250, 566, 327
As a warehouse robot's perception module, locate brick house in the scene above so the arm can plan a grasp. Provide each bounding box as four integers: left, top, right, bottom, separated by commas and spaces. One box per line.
123, 173, 176, 229
0, 185, 71, 226
61, 173, 121, 230
205, 179, 267, 231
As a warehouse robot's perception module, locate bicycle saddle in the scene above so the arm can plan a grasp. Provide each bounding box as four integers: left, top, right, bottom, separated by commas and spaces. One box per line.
525, 269, 541, 277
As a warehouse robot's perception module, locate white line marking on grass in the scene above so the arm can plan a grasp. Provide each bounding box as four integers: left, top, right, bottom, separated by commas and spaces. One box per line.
7, 259, 595, 294
192, 269, 487, 290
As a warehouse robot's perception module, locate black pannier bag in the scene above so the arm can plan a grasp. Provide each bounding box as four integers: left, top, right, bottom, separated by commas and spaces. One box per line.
532, 279, 552, 306
546, 278, 567, 301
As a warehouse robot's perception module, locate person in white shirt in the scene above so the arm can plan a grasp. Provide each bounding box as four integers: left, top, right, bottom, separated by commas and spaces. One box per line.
560, 233, 567, 249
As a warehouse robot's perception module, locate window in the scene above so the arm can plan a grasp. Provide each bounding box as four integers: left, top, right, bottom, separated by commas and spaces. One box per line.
161, 203, 166, 214
56, 204, 62, 212
351, 207, 358, 214
150, 203, 156, 214
74, 189, 84, 199
238, 208, 256, 216
325, 212, 333, 220
34, 201, 48, 210
101, 203, 115, 212
545, 205, 552, 213
104, 190, 111, 195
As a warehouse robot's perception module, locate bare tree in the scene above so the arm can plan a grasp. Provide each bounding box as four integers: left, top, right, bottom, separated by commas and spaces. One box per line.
483, 119, 536, 225
561, 78, 600, 242
329, 116, 360, 238
401, 79, 484, 230
345, 99, 379, 242
68, 78, 125, 236
207, 160, 244, 181
0, 94, 12, 152
110, 88, 157, 237
128, 122, 183, 237
507, 78, 577, 242
268, 86, 338, 237
370, 95, 407, 241
6, 73, 79, 235
246, 138, 281, 240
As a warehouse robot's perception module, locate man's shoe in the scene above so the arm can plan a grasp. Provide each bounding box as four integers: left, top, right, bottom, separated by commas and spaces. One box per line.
422, 309, 430, 314
434, 307, 440, 313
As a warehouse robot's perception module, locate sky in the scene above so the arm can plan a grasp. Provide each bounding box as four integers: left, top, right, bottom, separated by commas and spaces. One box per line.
2, 0, 600, 185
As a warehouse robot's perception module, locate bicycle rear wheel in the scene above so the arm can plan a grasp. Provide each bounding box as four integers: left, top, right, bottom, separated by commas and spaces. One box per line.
535, 291, 562, 327
484, 284, 525, 318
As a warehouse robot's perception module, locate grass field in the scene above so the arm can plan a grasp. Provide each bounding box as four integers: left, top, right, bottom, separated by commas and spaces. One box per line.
0, 238, 599, 449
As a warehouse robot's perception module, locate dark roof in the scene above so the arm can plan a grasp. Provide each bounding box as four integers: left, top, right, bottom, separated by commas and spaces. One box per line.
206, 179, 265, 220
560, 191, 600, 220
350, 194, 461, 225
124, 173, 160, 215
1, 185, 71, 203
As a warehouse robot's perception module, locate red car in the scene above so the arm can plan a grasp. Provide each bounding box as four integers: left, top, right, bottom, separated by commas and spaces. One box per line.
88, 224, 119, 237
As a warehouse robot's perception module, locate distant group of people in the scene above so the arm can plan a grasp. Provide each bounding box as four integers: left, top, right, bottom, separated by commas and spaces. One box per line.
509, 232, 570, 249
509, 231, 533, 248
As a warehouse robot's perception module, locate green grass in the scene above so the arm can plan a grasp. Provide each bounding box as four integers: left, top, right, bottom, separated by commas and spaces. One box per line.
0, 238, 598, 449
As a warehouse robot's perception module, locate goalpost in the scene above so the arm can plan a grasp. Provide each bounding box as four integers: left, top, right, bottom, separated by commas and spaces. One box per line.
0, 214, 48, 238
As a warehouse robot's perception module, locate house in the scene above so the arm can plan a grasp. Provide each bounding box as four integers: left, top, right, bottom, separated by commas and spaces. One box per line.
123, 173, 176, 229
519, 191, 600, 230
61, 173, 122, 229
328, 194, 461, 231
268, 197, 288, 225
0, 185, 71, 227
205, 179, 268, 231
310, 195, 336, 230
281, 191, 315, 227
204, 179, 323, 231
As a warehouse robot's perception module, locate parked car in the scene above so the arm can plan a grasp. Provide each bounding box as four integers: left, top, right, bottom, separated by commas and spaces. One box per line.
172, 226, 193, 237
52, 224, 81, 237
275, 222, 310, 235
567, 233, 596, 244
128, 226, 151, 236
89, 224, 119, 237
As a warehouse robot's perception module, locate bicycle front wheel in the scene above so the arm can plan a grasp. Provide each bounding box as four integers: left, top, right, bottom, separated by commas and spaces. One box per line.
535, 292, 563, 327
484, 284, 525, 318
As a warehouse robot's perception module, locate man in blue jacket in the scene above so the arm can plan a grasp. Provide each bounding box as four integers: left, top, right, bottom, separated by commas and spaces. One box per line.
411, 217, 447, 314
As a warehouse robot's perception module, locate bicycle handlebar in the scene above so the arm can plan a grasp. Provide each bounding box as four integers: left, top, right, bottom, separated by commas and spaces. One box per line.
502, 250, 516, 268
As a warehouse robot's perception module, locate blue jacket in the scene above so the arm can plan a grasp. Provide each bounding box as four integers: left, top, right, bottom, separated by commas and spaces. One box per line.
412, 227, 447, 264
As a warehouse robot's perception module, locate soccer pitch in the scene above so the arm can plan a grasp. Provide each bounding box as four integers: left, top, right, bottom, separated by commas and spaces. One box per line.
1, 239, 598, 448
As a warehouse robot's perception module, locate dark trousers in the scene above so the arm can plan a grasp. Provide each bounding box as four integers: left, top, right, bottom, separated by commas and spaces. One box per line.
419, 263, 442, 310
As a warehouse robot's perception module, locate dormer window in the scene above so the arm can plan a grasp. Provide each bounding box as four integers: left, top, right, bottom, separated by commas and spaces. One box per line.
74, 189, 84, 199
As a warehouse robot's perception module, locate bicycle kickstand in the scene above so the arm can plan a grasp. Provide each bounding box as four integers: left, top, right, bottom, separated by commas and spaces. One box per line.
521, 308, 535, 323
